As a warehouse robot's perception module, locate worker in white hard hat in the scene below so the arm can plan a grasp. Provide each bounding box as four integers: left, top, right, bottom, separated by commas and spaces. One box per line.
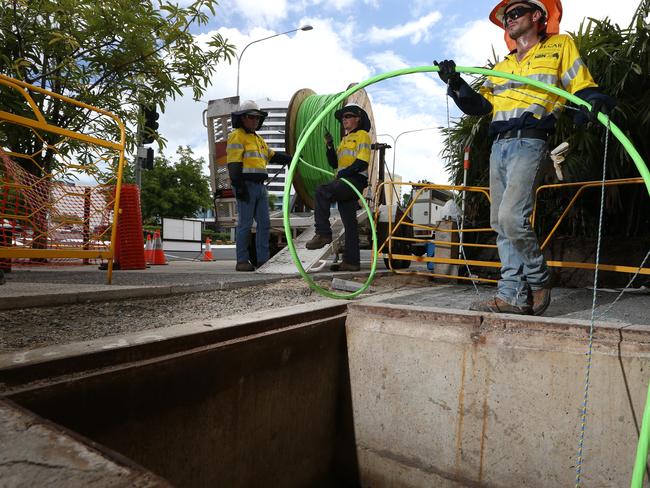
305, 103, 372, 272
227, 100, 292, 271
433, 0, 615, 315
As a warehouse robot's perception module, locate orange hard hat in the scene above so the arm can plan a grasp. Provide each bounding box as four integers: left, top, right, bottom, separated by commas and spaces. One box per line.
490, 0, 563, 51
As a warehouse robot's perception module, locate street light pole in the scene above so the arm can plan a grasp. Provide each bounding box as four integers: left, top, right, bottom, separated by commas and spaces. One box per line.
391, 127, 438, 179
376, 133, 399, 205
236, 25, 313, 98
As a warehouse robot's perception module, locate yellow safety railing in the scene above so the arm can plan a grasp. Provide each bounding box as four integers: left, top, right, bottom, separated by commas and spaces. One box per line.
0, 74, 126, 284
374, 178, 650, 281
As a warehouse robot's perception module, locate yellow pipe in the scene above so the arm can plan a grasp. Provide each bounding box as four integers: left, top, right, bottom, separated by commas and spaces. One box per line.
390, 236, 498, 249
0, 111, 122, 151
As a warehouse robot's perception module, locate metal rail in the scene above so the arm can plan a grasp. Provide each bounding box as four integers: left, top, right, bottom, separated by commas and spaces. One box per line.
374, 179, 650, 280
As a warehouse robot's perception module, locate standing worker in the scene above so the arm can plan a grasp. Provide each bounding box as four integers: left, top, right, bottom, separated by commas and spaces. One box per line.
434, 0, 614, 315
227, 100, 291, 271
305, 103, 372, 272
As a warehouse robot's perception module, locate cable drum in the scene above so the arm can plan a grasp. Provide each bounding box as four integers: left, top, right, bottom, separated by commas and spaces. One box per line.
284, 85, 378, 208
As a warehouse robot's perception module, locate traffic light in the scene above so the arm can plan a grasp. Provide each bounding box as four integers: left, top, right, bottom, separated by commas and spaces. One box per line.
144, 147, 154, 170
141, 104, 159, 144
137, 146, 155, 170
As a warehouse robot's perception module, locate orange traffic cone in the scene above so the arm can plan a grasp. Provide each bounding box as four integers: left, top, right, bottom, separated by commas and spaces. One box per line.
202, 237, 214, 261
144, 233, 153, 264
150, 230, 168, 265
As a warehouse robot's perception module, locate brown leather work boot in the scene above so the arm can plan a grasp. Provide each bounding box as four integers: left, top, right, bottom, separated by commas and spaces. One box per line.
235, 261, 255, 272
330, 262, 360, 272
469, 297, 532, 315
305, 234, 332, 250
531, 287, 552, 316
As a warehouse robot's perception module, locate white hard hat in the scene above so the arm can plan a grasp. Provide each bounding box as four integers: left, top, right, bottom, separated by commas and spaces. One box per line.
234, 100, 268, 117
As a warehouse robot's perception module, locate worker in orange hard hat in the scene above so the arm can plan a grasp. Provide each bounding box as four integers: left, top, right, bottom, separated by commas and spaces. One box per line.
433, 0, 615, 316
489, 0, 563, 51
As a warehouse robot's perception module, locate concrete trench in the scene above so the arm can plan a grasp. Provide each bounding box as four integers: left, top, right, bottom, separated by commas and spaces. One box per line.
1, 297, 649, 487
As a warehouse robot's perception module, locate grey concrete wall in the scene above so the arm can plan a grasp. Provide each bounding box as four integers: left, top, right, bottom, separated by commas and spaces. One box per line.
346, 302, 650, 488
4, 302, 357, 488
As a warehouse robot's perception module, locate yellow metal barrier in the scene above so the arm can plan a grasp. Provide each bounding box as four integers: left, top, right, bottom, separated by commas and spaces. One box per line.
373, 178, 650, 281
0, 74, 126, 284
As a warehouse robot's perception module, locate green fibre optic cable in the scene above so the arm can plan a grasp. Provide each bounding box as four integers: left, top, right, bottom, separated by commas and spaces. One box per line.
282, 67, 650, 487
283, 65, 650, 297
294, 94, 343, 201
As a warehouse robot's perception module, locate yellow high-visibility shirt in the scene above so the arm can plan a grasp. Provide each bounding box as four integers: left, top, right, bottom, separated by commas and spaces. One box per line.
480, 34, 598, 124
337, 130, 371, 176
226, 128, 275, 176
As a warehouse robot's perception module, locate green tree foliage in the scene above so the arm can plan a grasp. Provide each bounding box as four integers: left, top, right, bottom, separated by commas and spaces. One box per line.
141, 146, 212, 223
441, 1, 650, 239
0, 0, 234, 173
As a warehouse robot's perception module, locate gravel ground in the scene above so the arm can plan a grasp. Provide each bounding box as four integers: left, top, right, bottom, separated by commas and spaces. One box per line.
0, 274, 430, 353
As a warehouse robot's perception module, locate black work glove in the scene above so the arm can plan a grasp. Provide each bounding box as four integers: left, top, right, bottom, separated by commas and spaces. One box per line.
337, 168, 352, 179
324, 131, 334, 148
576, 99, 612, 128
234, 184, 248, 202
434, 59, 461, 91
281, 154, 292, 167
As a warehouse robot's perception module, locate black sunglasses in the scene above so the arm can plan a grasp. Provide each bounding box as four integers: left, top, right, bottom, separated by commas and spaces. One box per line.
342, 113, 359, 119
503, 6, 535, 23
243, 114, 260, 119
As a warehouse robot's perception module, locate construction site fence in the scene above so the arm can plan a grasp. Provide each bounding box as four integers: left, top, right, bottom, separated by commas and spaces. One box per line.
0, 74, 126, 283
373, 179, 650, 282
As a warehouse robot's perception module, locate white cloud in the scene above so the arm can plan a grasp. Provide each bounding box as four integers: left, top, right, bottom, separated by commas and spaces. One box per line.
367, 10, 442, 44
366, 50, 445, 101
295, 0, 378, 10
372, 102, 449, 185
230, 0, 289, 25
561, 0, 640, 32
450, 19, 504, 67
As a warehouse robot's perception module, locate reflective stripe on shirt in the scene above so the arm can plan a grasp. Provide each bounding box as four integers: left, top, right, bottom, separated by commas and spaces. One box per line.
336, 130, 372, 176
226, 128, 274, 173
479, 34, 598, 127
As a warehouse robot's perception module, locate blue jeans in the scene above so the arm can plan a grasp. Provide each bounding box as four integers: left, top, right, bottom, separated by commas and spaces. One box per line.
490, 137, 550, 307
235, 181, 270, 266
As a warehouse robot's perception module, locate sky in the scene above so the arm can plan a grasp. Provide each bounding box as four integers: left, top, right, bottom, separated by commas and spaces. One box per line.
159, 0, 641, 185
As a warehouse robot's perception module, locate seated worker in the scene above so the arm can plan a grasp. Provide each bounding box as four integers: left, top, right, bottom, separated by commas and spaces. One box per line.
227, 100, 291, 271
305, 103, 372, 272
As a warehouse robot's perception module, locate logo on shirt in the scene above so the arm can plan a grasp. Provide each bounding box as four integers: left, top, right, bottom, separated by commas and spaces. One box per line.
535, 51, 560, 60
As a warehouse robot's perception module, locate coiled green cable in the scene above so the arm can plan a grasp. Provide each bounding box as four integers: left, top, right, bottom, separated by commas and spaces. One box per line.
294, 94, 343, 201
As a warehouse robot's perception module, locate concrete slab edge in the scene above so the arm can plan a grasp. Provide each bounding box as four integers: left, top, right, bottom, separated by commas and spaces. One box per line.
0, 299, 347, 381
348, 301, 650, 351
0, 276, 287, 311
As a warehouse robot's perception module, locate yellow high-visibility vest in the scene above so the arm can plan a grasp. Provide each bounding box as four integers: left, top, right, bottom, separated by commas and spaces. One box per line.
337, 130, 371, 176
480, 34, 598, 123
226, 128, 275, 176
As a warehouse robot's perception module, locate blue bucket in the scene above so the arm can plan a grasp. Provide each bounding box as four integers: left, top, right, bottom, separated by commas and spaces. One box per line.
426, 241, 436, 271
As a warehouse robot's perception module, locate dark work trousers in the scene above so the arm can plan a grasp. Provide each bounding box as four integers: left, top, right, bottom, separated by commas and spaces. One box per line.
314, 178, 365, 265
